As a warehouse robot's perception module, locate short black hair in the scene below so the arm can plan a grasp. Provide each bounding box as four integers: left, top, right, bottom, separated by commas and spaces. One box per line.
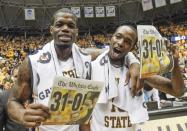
51, 8, 77, 25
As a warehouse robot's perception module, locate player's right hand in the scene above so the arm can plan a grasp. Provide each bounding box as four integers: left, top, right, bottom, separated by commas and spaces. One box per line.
125, 63, 144, 97
21, 103, 50, 128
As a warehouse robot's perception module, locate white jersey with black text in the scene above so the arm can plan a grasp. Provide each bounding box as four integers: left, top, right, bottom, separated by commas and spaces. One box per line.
90, 51, 148, 131
91, 101, 138, 131
91, 66, 138, 131
29, 41, 91, 131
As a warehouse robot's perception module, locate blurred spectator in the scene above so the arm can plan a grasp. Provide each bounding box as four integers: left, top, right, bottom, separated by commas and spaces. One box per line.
0, 65, 28, 131
144, 83, 160, 109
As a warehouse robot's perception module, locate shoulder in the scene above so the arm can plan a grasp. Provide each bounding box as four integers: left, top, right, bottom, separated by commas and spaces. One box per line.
18, 57, 32, 82
29, 43, 51, 64
73, 45, 91, 62
92, 50, 109, 66
79, 48, 90, 56
84, 48, 108, 61
94, 50, 109, 61
125, 52, 140, 67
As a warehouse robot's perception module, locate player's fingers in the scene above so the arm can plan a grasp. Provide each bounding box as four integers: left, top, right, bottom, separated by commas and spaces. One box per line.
130, 76, 138, 97
135, 79, 144, 96
22, 121, 41, 128
170, 44, 178, 52
24, 115, 46, 122
136, 78, 144, 92
124, 70, 130, 86
25, 108, 50, 119
28, 103, 49, 112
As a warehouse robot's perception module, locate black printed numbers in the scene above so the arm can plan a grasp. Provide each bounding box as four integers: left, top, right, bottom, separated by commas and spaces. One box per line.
50, 91, 62, 111
72, 93, 83, 111
50, 91, 85, 112
142, 39, 162, 59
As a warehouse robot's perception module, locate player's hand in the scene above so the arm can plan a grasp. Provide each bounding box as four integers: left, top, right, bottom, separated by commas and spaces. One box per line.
21, 103, 50, 128
80, 124, 90, 131
125, 63, 144, 97
165, 39, 179, 62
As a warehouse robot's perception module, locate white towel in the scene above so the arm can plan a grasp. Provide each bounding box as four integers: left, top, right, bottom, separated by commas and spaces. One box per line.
91, 51, 149, 124
49, 40, 91, 79
30, 40, 91, 103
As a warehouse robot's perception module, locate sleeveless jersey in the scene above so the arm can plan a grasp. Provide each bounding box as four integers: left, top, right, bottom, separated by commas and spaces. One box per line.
29, 45, 80, 131
91, 59, 142, 131
91, 101, 138, 131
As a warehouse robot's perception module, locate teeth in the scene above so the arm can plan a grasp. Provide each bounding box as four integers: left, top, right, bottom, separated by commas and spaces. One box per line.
114, 48, 121, 54
59, 35, 70, 38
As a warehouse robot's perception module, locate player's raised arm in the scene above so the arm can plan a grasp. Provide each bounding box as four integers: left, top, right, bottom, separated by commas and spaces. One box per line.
144, 44, 185, 97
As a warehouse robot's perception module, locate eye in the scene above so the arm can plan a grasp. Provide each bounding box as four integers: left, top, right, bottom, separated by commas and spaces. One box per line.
124, 39, 133, 46
115, 34, 122, 39
68, 23, 76, 29
54, 23, 62, 28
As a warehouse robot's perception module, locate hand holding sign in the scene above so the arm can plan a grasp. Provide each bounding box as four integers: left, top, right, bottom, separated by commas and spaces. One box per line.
138, 25, 174, 78
45, 76, 103, 125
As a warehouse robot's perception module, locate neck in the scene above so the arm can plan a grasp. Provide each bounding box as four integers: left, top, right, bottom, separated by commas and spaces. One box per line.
109, 57, 124, 68
55, 44, 72, 61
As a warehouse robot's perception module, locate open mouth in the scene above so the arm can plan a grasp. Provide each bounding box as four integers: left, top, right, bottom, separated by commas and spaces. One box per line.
58, 34, 71, 42
113, 48, 122, 54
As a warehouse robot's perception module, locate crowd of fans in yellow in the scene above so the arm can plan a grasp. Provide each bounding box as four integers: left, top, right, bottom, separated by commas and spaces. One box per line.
77, 34, 111, 48
0, 36, 50, 90
159, 21, 187, 37
0, 22, 187, 91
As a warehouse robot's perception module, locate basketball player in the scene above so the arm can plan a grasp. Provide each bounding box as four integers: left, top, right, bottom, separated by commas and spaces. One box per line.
7, 8, 90, 131
87, 25, 184, 131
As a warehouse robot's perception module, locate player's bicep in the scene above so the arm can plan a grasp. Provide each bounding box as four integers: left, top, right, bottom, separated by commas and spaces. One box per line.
10, 57, 32, 104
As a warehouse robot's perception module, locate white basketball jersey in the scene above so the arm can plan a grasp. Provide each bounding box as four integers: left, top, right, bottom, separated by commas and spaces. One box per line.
30, 53, 79, 131
91, 100, 138, 131
91, 66, 138, 131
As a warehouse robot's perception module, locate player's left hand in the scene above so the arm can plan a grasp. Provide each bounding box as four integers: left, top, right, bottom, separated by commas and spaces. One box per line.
165, 40, 179, 62
125, 63, 144, 97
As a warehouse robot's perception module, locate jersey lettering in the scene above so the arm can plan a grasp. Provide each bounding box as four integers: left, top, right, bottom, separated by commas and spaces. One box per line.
39, 69, 77, 100
105, 104, 132, 128
104, 116, 131, 128
100, 55, 108, 66
62, 69, 77, 78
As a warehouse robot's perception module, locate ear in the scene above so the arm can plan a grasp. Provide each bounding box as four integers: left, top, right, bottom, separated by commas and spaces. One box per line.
75, 28, 78, 37
50, 26, 54, 35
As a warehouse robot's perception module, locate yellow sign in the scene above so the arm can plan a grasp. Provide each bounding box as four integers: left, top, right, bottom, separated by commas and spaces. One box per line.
137, 116, 187, 131
45, 76, 104, 125
138, 25, 174, 78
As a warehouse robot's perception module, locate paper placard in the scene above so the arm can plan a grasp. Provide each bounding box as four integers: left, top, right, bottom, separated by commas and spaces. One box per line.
45, 76, 104, 125
138, 25, 174, 78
